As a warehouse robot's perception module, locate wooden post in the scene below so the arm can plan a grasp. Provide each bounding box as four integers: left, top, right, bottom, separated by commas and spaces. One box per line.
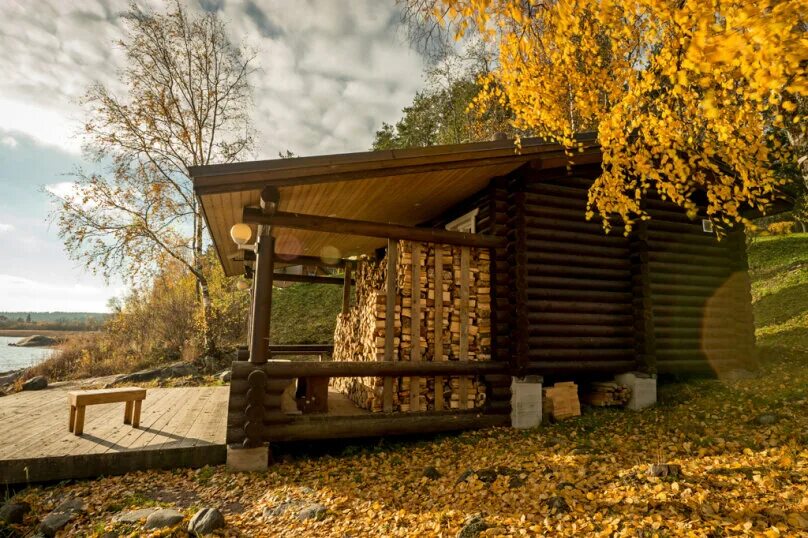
410, 242, 421, 412
383, 239, 398, 413
434, 244, 444, 411
459, 246, 470, 409
629, 220, 656, 374
249, 187, 280, 364
511, 186, 529, 374
342, 261, 353, 315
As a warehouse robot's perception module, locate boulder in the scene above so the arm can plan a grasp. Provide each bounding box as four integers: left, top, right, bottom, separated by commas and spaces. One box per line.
457, 514, 488, 538
754, 414, 780, 425
0, 370, 23, 386
143, 508, 184, 529
188, 507, 225, 535
38, 499, 85, 537
297, 503, 327, 521
0, 501, 31, 524
22, 376, 48, 391
117, 362, 198, 383
647, 463, 682, 478
423, 466, 441, 480
263, 501, 296, 518
217, 370, 232, 383
9, 335, 59, 347
111, 508, 157, 523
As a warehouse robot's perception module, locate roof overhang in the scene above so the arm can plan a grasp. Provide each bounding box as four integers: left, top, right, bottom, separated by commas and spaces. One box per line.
190, 135, 602, 277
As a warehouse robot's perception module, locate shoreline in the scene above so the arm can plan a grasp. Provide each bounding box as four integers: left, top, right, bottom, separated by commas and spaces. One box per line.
0, 329, 95, 338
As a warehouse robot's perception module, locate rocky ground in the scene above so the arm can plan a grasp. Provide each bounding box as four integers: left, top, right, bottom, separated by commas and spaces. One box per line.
1, 345, 805, 537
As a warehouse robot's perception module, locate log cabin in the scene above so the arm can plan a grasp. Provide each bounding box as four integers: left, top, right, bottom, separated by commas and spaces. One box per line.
189, 134, 756, 465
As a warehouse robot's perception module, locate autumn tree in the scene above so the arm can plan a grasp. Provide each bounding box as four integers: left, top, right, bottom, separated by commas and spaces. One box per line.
416, 0, 806, 232
373, 44, 518, 150
49, 1, 254, 355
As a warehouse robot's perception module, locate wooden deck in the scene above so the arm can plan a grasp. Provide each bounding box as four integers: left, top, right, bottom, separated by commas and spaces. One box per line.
0, 383, 229, 484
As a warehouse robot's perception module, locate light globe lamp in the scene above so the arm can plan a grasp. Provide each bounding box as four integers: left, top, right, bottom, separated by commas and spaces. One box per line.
230, 223, 252, 246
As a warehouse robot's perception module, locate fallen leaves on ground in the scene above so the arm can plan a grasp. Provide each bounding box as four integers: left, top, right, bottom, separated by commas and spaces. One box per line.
5, 351, 807, 537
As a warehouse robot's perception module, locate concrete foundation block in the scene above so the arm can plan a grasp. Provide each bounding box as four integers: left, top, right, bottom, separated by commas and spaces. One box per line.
511, 375, 543, 429
614, 372, 657, 410
227, 444, 269, 472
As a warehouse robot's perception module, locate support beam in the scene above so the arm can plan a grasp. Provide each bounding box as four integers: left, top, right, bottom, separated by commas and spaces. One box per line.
342, 262, 353, 314
383, 238, 398, 413
248, 187, 279, 364
272, 273, 350, 285
243, 207, 506, 249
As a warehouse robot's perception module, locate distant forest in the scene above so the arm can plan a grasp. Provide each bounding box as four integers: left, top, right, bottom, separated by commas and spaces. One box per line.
0, 312, 109, 331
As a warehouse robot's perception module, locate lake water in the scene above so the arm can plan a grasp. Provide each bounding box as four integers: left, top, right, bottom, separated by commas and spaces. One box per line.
0, 336, 54, 372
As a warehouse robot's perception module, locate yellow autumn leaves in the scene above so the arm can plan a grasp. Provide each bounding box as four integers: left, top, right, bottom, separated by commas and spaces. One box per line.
433, 0, 807, 233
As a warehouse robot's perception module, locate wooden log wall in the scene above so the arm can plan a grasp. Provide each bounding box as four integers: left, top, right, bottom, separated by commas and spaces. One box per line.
645, 203, 756, 373
332, 240, 491, 412
517, 173, 636, 372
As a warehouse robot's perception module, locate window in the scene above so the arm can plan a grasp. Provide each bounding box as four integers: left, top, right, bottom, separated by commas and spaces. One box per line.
702, 219, 714, 233
446, 208, 479, 234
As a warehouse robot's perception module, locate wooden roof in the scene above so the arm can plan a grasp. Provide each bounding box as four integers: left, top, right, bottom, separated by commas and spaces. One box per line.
190, 136, 601, 277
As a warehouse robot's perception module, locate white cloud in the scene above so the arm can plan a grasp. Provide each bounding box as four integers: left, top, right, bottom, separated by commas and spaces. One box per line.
44, 181, 79, 199
0, 274, 121, 312
0, 223, 14, 232
0, 135, 17, 148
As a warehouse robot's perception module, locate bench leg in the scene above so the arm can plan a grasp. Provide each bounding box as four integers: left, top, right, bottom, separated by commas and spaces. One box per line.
124, 401, 133, 425
132, 399, 142, 428
74, 405, 85, 436
69, 405, 76, 432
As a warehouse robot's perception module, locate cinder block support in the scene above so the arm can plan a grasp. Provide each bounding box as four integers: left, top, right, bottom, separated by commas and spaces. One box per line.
226, 444, 269, 472
615, 372, 657, 410
510, 375, 543, 428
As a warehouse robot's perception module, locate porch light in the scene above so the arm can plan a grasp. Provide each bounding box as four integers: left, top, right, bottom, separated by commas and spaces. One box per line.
230, 223, 252, 245
236, 279, 250, 291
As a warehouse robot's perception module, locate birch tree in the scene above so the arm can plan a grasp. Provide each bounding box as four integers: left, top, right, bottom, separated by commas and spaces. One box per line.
50, 1, 254, 355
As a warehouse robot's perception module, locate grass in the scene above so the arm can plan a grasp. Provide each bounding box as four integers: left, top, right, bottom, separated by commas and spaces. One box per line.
270, 283, 343, 344
748, 233, 808, 352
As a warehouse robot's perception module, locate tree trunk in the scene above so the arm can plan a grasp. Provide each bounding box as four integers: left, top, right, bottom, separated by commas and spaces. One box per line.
193, 203, 216, 357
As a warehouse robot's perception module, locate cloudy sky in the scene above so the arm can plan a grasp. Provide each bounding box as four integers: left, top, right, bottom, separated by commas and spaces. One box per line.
0, 0, 427, 312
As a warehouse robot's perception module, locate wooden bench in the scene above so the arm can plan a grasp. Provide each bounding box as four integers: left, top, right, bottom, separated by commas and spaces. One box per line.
68, 387, 147, 436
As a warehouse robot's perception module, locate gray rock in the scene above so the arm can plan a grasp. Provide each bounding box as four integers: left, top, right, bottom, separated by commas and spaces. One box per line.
755, 414, 780, 425
297, 503, 327, 521
547, 496, 570, 513
111, 508, 157, 523
38, 511, 75, 537
455, 469, 475, 485
217, 370, 232, 383
55, 498, 85, 513
143, 508, 184, 529
457, 514, 488, 538
0, 500, 30, 524
9, 335, 59, 347
188, 507, 225, 535
647, 463, 682, 478
22, 376, 48, 391
118, 362, 197, 383
508, 475, 525, 489
423, 466, 441, 480
0, 369, 23, 386
263, 501, 296, 518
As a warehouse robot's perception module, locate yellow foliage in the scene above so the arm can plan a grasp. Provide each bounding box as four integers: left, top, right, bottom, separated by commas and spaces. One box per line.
433, 0, 807, 232
767, 221, 795, 235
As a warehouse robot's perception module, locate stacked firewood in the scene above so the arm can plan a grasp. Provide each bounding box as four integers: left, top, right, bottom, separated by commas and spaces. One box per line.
332, 240, 491, 412
543, 382, 581, 421
581, 382, 632, 407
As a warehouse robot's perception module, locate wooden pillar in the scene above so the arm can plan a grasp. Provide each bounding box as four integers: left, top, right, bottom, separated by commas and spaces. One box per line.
629, 220, 656, 374
342, 261, 353, 315
383, 239, 398, 413
249, 186, 280, 365
508, 182, 529, 374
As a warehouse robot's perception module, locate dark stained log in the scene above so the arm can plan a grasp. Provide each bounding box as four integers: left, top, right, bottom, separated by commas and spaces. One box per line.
648, 262, 733, 278
524, 205, 625, 230
383, 238, 397, 413
528, 348, 634, 360
528, 312, 634, 325
526, 360, 637, 373
273, 273, 349, 285
524, 182, 589, 197
342, 261, 353, 314
630, 220, 657, 373
525, 238, 628, 258
263, 412, 511, 442
656, 359, 742, 373
531, 324, 633, 337
646, 229, 727, 245
229, 393, 283, 410
525, 226, 628, 246
248, 187, 279, 365
528, 300, 632, 315
528, 336, 635, 348
654, 326, 736, 338
529, 263, 628, 281
229, 378, 295, 394
526, 275, 630, 292
527, 288, 632, 302
527, 252, 631, 270
649, 272, 730, 287
267, 343, 334, 353
647, 219, 720, 236
511, 186, 529, 372
651, 283, 733, 296
243, 207, 506, 248
525, 192, 585, 211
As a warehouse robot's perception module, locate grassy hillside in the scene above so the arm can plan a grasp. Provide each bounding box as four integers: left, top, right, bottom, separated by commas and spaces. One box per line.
270, 283, 344, 344
748, 233, 808, 353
